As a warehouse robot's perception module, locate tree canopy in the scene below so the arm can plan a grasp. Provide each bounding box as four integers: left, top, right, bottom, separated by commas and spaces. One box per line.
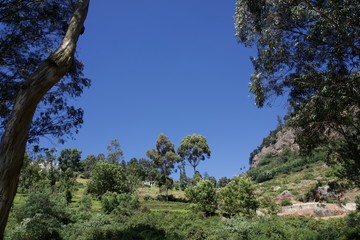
0, 0, 90, 143
146, 133, 180, 199
0, 0, 90, 236
178, 134, 211, 175
235, 0, 360, 184
58, 148, 82, 172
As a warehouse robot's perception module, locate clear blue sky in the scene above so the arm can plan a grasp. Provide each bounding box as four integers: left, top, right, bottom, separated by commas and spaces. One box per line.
43, 1, 288, 179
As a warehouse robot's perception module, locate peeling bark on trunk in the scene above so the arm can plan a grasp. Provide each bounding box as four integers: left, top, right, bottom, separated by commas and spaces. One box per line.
0, 1, 90, 238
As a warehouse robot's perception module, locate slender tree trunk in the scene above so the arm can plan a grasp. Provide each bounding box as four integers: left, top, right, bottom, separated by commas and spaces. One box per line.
0, 1, 89, 238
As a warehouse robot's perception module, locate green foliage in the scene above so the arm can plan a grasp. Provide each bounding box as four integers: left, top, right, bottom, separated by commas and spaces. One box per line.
191, 171, 203, 186
356, 195, 360, 211
217, 176, 231, 188
185, 179, 217, 216
58, 148, 82, 172
146, 134, 180, 200
82, 154, 101, 178
218, 176, 259, 217
8, 191, 72, 239
224, 216, 346, 240
326, 136, 360, 186
59, 168, 76, 192
235, 0, 360, 186
178, 134, 211, 175
0, 0, 90, 143
281, 199, 292, 206
87, 162, 133, 197
80, 212, 230, 240
178, 161, 190, 190
101, 192, 140, 217
13, 192, 71, 224
8, 214, 62, 240
344, 211, 360, 239
260, 196, 279, 215
106, 139, 124, 164
18, 155, 49, 193
247, 149, 323, 183
79, 194, 92, 211
60, 213, 113, 240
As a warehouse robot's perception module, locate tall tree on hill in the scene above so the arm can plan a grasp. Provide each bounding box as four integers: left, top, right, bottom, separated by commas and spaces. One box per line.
178, 134, 211, 176
146, 133, 180, 200
107, 139, 124, 165
0, 0, 90, 237
58, 148, 82, 172
235, 0, 360, 185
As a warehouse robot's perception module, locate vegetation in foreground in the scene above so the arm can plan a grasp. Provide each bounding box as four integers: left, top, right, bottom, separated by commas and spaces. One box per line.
4, 141, 360, 240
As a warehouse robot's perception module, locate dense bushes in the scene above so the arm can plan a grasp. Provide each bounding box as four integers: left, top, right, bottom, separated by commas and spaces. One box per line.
224, 216, 347, 240
101, 192, 140, 216
7, 192, 71, 240
247, 149, 324, 183
6, 191, 360, 240
218, 176, 258, 217
87, 162, 135, 197
185, 180, 217, 216
55, 213, 358, 239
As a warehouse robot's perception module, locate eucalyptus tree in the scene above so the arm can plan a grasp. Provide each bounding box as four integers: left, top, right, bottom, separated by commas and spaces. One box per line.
0, 0, 90, 236
178, 134, 211, 176
58, 148, 82, 172
146, 133, 180, 200
106, 139, 124, 165
235, 0, 360, 184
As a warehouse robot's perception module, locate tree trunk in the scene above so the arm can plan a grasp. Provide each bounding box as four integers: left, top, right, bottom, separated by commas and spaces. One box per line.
0, 1, 89, 238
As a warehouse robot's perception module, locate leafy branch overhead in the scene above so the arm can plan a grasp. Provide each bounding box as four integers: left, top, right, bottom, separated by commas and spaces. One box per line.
235, 0, 360, 185
0, 0, 91, 143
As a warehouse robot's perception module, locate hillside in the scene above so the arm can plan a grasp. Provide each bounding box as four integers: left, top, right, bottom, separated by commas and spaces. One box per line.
248, 125, 359, 218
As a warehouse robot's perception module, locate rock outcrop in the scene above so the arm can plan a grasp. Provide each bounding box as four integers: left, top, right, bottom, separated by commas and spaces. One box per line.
251, 127, 299, 167
278, 202, 349, 218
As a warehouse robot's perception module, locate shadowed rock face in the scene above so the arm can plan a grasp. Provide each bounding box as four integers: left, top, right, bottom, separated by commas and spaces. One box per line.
251, 128, 299, 167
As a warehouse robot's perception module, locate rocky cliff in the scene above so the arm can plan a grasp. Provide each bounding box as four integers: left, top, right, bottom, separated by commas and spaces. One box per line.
250, 127, 299, 168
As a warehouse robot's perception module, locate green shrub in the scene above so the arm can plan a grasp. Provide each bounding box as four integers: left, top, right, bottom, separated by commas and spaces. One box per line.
8, 214, 62, 240
260, 196, 280, 215
224, 216, 346, 240
65, 189, 72, 204
218, 176, 259, 217
355, 195, 360, 211
101, 191, 140, 216
144, 195, 154, 201
79, 194, 92, 211
281, 199, 292, 206
185, 179, 217, 216
87, 162, 134, 197
13, 191, 71, 224
248, 149, 324, 183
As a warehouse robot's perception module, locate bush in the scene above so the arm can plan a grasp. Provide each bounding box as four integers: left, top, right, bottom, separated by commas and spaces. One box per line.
218, 176, 259, 217
144, 195, 154, 201
79, 194, 92, 211
13, 191, 71, 224
356, 195, 360, 211
281, 199, 292, 206
247, 149, 320, 183
8, 214, 62, 240
260, 196, 280, 215
185, 179, 217, 216
9, 192, 71, 240
224, 216, 346, 240
87, 162, 134, 197
101, 191, 140, 216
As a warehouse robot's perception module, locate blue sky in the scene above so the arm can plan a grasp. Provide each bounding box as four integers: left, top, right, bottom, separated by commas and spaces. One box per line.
43, 1, 287, 179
